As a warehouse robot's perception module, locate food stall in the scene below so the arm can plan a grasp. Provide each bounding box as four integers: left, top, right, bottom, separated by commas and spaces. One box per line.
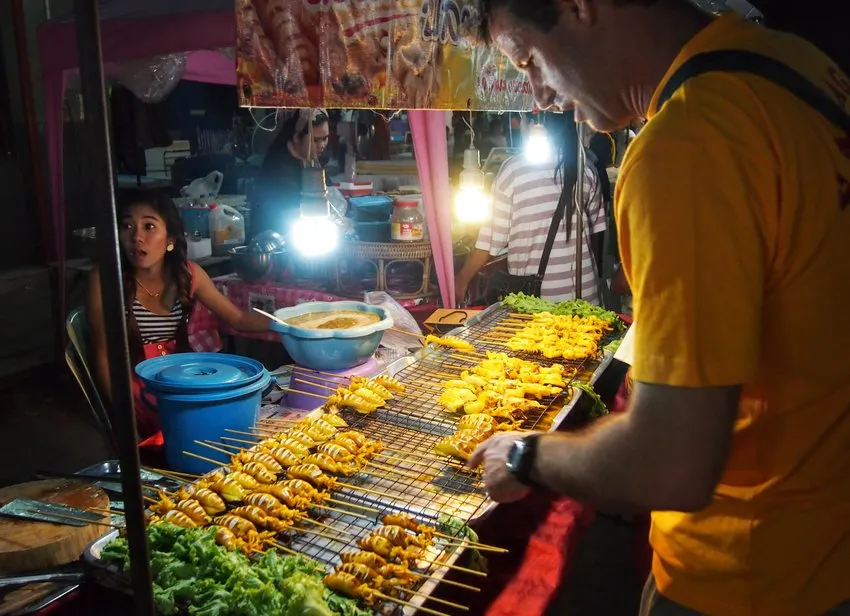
0, 2, 630, 616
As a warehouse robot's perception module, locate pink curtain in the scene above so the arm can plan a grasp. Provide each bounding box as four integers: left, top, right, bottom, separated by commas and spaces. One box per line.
408, 111, 455, 308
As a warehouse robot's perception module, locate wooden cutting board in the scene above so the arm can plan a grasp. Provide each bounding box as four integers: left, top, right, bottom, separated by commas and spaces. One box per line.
0, 480, 110, 573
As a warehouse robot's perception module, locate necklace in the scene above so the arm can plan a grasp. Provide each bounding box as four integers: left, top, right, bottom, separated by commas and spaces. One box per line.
135, 278, 163, 298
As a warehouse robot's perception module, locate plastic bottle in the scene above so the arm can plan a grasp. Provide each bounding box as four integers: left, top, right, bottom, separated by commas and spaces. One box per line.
391, 200, 424, 242
209, 203, 246, 256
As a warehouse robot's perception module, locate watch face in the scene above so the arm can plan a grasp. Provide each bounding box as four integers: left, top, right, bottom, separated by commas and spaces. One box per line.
506, 439, 526, 473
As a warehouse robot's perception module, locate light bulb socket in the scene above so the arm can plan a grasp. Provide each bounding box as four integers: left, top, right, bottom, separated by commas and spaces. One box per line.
462, 147, 481, 170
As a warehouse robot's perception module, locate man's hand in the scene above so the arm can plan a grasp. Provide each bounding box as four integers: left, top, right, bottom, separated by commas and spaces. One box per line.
454, 276, 470, 305
468, 432, 533, 503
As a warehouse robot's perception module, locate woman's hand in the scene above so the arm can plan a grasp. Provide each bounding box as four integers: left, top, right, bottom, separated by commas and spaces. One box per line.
192, 265, 270, 332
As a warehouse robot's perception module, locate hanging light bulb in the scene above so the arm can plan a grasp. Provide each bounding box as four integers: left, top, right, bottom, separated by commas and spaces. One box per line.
524, 123, 552, 165
454, 147, 491, 223
291, 166, 339, 257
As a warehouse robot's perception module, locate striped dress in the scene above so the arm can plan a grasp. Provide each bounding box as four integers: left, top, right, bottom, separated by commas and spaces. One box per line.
133, 299, 182, 343
476, 155, 605, 303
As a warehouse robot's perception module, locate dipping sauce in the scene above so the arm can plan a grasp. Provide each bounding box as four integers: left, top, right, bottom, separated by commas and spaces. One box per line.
285, 310, 381, 330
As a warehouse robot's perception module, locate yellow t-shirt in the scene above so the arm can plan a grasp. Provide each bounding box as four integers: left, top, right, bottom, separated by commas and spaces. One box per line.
616, 13, 850, 616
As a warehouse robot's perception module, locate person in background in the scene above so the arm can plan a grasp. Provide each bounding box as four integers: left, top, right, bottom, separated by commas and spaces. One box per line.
87, 190, 270, 439
254, 108, 330, 236
455, 112, 605, 304
481, 116, 509, 160
471, 0, 850, 615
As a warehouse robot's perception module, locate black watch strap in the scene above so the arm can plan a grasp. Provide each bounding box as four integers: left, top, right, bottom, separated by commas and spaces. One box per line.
508, 434, 541, 486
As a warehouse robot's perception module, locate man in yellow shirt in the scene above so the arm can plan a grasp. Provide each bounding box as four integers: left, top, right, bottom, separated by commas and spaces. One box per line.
469, 1, 850, 615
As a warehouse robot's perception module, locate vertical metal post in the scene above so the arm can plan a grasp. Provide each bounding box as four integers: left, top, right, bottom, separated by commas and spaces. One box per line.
574, 122, 586, 299
72, 1, 154, 613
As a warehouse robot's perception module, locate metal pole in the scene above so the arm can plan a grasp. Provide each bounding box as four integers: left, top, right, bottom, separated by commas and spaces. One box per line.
574, 122, 586, 299
72, 1, 154, 614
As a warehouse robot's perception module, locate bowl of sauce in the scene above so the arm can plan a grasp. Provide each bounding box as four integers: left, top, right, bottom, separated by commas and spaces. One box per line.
270, 301, 393, 370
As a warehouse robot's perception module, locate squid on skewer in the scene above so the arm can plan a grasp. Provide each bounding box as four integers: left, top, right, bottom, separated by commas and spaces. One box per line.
349, 377, 394, 400
351, 387, 384, 407
304, 452, 357, 476
253, 483, 312, 510
209, 476, 247, 502
238, 461, 277, 484
231, 450, 283, 473
373, 374, 405, 393
230, 505, 293, 533
176, 498, 211, 526
213, 525, 267, 555
161, 509, 197, 529
424, 333, 476, 352
276, 438, 312, 458
373, 525, 430, 549
434, 435, 477, 461
244, 492, 304, 522
323, 572, 377, 606
317, 441, 355, 463
286, 463, 337, 490
336, 562, 381, 584
184, 487, 227, 515
265, 446, 301, 468
278, 478, 331, 504
301, 412, 348, 428
357, 535, 420, 562
227, 471, 260, 490
340, 550, 389, 569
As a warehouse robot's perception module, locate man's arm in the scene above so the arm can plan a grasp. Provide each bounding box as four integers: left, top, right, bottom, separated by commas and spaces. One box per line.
455, 249, 492, 302
531, 382, 739, 511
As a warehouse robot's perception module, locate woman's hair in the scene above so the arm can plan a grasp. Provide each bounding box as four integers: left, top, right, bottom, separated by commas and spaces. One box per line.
262, 108, 330, 173
117, 189, 193, 364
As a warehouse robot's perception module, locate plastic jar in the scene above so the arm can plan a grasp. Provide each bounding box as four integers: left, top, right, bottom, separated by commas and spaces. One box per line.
391, 201, 424, 242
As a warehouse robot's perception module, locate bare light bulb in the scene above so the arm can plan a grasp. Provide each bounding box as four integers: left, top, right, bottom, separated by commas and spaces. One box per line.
454, 147, 491, 223
524, 124, 552, 165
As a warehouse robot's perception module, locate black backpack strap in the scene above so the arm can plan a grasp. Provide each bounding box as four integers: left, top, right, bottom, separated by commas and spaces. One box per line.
537, 184, 571, 279
657, 50, 850, 133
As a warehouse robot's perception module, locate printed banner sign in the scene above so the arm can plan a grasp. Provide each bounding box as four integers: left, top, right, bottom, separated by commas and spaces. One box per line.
236, 0, 534, 110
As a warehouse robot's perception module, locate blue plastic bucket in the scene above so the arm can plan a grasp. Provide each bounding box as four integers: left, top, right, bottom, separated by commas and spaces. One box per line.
135, 353, 270, 474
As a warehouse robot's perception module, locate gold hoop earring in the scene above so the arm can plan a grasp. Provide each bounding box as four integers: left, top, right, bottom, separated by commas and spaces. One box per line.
166, 243, 175, 252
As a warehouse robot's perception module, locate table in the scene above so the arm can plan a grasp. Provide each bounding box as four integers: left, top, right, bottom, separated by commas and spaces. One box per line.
191, 275, 436, 349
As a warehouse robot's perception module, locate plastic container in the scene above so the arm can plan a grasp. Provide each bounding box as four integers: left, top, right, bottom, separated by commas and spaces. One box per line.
334, 180, 373, 198
348, 195, 393, 222
135, 353, 270, 474
391, 200, 424, 242
354, 221, 391, 242
209, 203, 246, 256
270, 301, 392, 370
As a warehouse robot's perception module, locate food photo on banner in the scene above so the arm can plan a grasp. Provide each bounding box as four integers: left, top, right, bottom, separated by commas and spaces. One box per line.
236, 0, 533, 110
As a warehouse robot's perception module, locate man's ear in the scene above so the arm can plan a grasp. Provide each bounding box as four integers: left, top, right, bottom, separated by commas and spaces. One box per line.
559, 0, 597, 26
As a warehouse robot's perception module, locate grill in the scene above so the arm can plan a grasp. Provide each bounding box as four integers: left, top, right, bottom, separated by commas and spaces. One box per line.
261, 303, 622, 612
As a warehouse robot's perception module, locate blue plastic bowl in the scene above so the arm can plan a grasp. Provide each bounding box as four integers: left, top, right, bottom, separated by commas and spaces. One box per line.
135, 353, 270, 474
270, 301, 392, 371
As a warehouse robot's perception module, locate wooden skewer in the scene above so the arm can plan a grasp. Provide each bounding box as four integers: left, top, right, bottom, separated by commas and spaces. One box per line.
183, 450, 229, 468
143, 494, 158, 504
309, 503, 371, 520
39, 510, 122, 529
434, 539, 508, 553
401, 569, 481, 592
416, 557, 487, 577
295, 525, 353, 543
281, 387, 328, 400
389, 327, 425, 340
334, 481, 389, 498
270, 540, 300, 556
86, 506, 126, 517
381, 447, 446, 462
392, 586, 469, 611
143, 466, 200, 480
194, 439, 237, 458
507, 313, 534, 319
206, 440, 242, 452
298, 517, 356, 536
361, 461, 426, 482
431, 531, 506, 552
372, 591, 451, 616
448, 354, 477, 363
223, 429, 261, 439
323, 498, 380, 514
291, 377, 338, 392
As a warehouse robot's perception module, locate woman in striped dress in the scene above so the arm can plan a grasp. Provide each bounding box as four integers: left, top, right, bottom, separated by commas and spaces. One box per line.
87, 190, 270, 439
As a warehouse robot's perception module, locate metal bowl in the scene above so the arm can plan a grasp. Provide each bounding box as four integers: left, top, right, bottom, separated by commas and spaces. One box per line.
228, 246, 282, 282
248, 231, 286, 254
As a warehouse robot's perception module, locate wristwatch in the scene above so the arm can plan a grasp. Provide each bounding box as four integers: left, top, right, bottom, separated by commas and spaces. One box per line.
506, 434, 541, 487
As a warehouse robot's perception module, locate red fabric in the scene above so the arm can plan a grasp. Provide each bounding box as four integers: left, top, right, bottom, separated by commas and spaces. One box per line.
485, 497, 595, 616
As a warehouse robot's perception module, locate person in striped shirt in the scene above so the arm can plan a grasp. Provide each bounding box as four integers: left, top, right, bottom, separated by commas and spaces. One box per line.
455, 114, 606, 303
